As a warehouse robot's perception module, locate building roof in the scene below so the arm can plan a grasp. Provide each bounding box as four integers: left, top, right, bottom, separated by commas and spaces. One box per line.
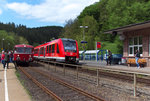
104, 20, 150, 34
79, 50, 99, 54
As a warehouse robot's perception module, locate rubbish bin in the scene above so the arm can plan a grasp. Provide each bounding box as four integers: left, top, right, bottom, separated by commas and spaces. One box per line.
121, 57, 126, 64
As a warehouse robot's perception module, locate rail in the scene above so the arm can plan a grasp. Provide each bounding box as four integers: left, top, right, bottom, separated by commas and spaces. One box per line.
18, 67, 63, 101
30, 67, 105, 101
37, 60, 150, 97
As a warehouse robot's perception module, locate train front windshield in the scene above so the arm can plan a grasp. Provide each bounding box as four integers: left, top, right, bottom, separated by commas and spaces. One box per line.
15, 47, 33, 54
62, 40, 77, 52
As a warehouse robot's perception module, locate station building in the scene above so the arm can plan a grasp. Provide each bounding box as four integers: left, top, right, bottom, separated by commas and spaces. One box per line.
105, 20, 150, 67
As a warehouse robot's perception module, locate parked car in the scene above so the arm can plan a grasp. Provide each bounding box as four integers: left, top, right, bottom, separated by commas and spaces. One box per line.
111, 54, 123, 64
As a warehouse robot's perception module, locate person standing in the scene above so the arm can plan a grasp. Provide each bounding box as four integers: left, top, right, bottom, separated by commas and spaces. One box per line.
4, 51, 10, 69
1, 51, 5, 69
135, 49, 140, 68
107, 50, 112, 65
10, 51, 13, 63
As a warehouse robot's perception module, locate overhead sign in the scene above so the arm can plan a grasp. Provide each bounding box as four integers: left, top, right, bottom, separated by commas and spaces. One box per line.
97, 42, 101, 48
81, 41, 88, 44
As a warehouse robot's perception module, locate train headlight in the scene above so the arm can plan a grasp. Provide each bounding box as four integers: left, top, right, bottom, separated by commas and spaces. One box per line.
17, 55, 19, 57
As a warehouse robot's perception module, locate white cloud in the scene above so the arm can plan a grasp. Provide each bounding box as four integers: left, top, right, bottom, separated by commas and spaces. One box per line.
6, 0, 99, 23
0, 0, 7, 15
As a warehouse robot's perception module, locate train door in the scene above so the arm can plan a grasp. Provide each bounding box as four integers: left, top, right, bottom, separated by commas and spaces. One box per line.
38, 48, 40, 57
49, 45, 52, 56
52, 44, 55, 56
46, 46, 48, 56
56, 44, 59, 55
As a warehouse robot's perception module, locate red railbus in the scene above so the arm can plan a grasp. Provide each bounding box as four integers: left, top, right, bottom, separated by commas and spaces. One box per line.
13, 44, 34, 66
34, 38, 79, 63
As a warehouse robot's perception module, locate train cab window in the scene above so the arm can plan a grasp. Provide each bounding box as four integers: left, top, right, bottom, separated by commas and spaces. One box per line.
52, 44, 55, 53
62, 40, 77, 52
49, 45, 51, 53
57, 44, 59, 53
46, 46, 48, 53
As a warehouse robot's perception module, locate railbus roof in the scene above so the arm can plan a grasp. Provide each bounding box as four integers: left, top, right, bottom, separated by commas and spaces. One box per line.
14, 44, 34, 48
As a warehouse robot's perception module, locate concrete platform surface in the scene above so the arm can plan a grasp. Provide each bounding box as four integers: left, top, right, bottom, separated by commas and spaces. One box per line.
80, 60, 150, 74
0, 63, 31, 101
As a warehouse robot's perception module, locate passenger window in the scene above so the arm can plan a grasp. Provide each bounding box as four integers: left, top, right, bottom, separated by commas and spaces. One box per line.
49, 45, 51, 53
52, 44, 55, 53
57, 44, 59, 53
46, 46, 48, 53
40, 47, 44, 55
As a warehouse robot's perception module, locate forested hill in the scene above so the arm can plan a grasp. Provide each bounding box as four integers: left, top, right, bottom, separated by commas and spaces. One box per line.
62, 0, 150, 54
27, 26, 63, 45
0, 22, 63, 46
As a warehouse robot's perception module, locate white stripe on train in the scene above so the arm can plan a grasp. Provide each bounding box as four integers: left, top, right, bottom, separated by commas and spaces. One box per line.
34, 56, 79, 61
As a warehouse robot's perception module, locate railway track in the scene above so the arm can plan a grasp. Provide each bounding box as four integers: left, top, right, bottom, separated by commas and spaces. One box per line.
38, 60, 150, 86
18, 66, 105, 101
37, 61, 150, 97
19, 67, 61, 101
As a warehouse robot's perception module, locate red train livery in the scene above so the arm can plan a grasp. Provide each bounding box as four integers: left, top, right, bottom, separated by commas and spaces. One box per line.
13, 44, 34, 65
34, 38, 79, 63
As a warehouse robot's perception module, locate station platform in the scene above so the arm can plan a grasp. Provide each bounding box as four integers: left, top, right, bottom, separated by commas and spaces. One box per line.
79, 60, 150, 74
0, 63, 31, 101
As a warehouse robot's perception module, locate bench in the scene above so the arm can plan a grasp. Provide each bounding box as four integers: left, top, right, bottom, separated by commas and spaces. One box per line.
127, 58, 147, 67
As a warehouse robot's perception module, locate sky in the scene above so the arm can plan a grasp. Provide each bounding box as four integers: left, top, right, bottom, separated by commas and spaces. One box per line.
0, 0, 99, 28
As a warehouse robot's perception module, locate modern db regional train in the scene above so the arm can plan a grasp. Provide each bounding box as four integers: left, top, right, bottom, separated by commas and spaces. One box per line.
13, 44, 34, 66
34, 38, 79, 63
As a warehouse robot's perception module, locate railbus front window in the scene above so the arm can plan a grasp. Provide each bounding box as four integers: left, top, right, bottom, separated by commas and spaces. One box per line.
16, 47, 24, 53
25, 48, 32, 54
62, 40, 77, 52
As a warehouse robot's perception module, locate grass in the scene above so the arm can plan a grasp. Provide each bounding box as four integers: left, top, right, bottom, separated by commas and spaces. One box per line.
101, 41, 118, 54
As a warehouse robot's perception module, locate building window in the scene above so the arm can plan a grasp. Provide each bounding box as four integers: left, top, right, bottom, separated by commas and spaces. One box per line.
149, 36, 150, 56
128, 36, 142, 56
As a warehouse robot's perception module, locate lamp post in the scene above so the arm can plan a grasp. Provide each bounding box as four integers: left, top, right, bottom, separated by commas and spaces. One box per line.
2, 38, 4, 51
80, 26, 88, 41
8, 43, 10, 51
80, 26, 88, 61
